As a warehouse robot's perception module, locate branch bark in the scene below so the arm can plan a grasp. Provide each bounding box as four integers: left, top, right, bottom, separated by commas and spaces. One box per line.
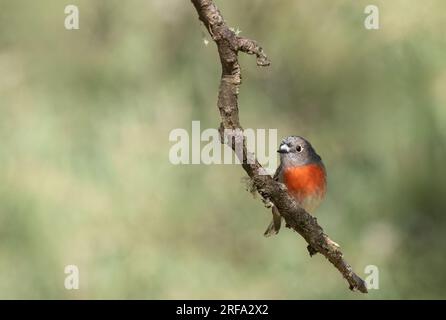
190, 0, 367, 293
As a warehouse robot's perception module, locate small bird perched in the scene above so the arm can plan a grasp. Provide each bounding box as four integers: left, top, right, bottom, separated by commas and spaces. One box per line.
264, 136, 327, 237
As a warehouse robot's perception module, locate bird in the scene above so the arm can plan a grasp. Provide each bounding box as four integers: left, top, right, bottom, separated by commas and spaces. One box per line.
264, 136, 327, 237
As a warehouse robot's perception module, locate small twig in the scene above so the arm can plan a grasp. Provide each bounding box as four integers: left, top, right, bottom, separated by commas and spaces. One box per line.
190, 0, 367, 293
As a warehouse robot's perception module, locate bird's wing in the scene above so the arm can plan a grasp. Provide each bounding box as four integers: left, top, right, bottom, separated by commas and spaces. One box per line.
273, 162, 282, 182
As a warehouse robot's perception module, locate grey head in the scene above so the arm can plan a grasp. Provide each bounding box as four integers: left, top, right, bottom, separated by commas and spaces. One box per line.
277, 136, 323, 167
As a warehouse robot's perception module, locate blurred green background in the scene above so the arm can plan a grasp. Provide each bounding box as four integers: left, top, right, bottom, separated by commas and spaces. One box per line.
1, 0, 446, 299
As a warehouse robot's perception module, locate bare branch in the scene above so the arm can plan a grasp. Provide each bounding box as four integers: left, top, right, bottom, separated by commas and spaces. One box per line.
190, 0, 367, 293
237, 37, 270, 67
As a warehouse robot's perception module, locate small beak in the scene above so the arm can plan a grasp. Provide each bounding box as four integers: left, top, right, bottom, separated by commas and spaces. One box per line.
277, 144, 290, 154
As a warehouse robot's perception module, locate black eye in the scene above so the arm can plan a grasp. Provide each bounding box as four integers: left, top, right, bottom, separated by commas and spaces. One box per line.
296, 145, 302, 152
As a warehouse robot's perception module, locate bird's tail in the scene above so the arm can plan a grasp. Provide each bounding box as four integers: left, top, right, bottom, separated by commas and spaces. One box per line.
264, 206, 282, 237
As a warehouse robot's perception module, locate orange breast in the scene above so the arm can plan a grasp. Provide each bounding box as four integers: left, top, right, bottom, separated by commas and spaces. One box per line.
283, 164, 326, 204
